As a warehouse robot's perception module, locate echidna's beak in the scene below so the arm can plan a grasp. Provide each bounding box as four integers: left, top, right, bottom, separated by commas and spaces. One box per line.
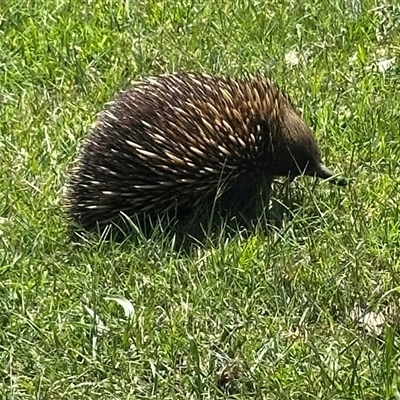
316, 164, 347, 186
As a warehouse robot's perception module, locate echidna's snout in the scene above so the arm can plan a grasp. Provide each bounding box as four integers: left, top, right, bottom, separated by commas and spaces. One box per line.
314, 164, 347, 186
280, 107, 345, 186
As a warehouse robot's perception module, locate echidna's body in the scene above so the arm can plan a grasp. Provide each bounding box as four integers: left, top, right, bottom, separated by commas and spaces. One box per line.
65, 72, 344, 230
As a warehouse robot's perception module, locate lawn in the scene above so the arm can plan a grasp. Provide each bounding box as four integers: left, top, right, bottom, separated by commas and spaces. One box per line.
1, 0, 400, 398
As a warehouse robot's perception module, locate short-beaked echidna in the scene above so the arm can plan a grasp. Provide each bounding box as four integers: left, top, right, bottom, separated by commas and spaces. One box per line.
65, 72, 345, 230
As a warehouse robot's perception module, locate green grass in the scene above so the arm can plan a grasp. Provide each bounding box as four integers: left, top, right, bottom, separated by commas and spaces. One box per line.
1, 0, 400, 398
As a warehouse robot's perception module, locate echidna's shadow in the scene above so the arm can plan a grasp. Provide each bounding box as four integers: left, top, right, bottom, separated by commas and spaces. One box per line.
169, 180, 296, 253
69, 180, 304, 254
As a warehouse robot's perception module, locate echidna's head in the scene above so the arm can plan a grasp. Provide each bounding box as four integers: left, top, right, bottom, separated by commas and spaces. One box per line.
271, 105, 345, 185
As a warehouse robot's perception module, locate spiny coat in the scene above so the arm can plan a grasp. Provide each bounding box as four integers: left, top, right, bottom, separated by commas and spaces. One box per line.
65, 72, 344, 229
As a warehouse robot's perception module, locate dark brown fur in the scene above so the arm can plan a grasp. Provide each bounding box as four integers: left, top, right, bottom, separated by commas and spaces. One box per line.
65, 72, 344, 230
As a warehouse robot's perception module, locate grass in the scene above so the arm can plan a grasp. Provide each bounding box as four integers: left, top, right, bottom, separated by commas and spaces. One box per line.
1, 0, 400, 398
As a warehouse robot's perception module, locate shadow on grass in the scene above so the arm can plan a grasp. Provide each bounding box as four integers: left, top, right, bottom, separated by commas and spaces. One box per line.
65, 178, 313, 254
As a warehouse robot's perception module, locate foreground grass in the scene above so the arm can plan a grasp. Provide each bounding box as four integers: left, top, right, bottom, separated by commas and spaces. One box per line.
1, 0, 400, 398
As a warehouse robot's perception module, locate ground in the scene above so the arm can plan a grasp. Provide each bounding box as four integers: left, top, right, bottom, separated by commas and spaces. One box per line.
1, 0, 400, 398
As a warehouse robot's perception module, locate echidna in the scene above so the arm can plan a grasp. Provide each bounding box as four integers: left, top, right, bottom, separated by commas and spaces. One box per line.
65, 72, 345, 230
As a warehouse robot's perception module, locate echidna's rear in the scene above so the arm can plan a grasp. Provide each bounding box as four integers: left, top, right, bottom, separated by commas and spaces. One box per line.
65, 72, 344, 230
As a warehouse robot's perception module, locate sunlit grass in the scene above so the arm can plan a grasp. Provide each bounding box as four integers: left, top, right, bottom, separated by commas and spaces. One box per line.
1, 0, 400, 398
